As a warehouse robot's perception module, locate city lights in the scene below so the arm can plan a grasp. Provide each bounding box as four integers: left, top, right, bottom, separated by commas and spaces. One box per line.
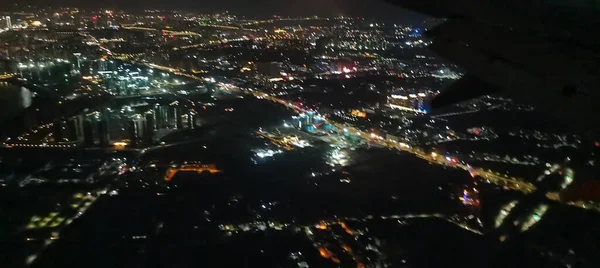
0, 6, 595, 268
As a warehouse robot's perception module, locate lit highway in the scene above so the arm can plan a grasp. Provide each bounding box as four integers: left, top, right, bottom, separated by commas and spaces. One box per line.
251, 91, 537, 193
143, 63, 203, 81
121, 57, 537, 194
336, 123, 535, 193
120, 25, 202, 36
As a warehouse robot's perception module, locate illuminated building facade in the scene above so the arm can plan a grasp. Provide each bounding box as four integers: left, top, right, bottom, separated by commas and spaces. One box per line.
187, 113, 195, 129
163, 162, 221, 181
387, 92, 430, 112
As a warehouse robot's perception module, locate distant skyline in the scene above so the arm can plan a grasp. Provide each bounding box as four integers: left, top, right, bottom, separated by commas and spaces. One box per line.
4, 0, 428, 25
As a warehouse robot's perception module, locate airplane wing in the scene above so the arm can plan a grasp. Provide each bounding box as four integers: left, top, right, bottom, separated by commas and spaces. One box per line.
385, 0, 600, 134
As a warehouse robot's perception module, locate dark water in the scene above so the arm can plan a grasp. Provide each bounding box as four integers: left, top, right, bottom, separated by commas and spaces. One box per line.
0, 82, 31, 123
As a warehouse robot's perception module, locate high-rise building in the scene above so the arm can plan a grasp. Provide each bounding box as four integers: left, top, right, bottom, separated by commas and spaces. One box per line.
67, 117, 80, 142
72, 53, 83, 74
127, 120, 138, 144
306, 111, 315, 125
144, 112, 155, 143
116, 77, 127, 94
98, 119, 110, 145
4, 16, 11, 29
155, 106, 168, 129
168, 107, 177, 128
145, 112, 156, 132
187, 113, 195, 129
154, 106, 162, 129
98, 59, 108, 71
135, 118, 145, 139
83, 119, 95, 146
176, 108, 183, 129
107, 60, 116, 71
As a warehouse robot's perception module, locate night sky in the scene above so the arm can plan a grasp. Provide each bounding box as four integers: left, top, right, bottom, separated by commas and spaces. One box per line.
5, 0, 427, 24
